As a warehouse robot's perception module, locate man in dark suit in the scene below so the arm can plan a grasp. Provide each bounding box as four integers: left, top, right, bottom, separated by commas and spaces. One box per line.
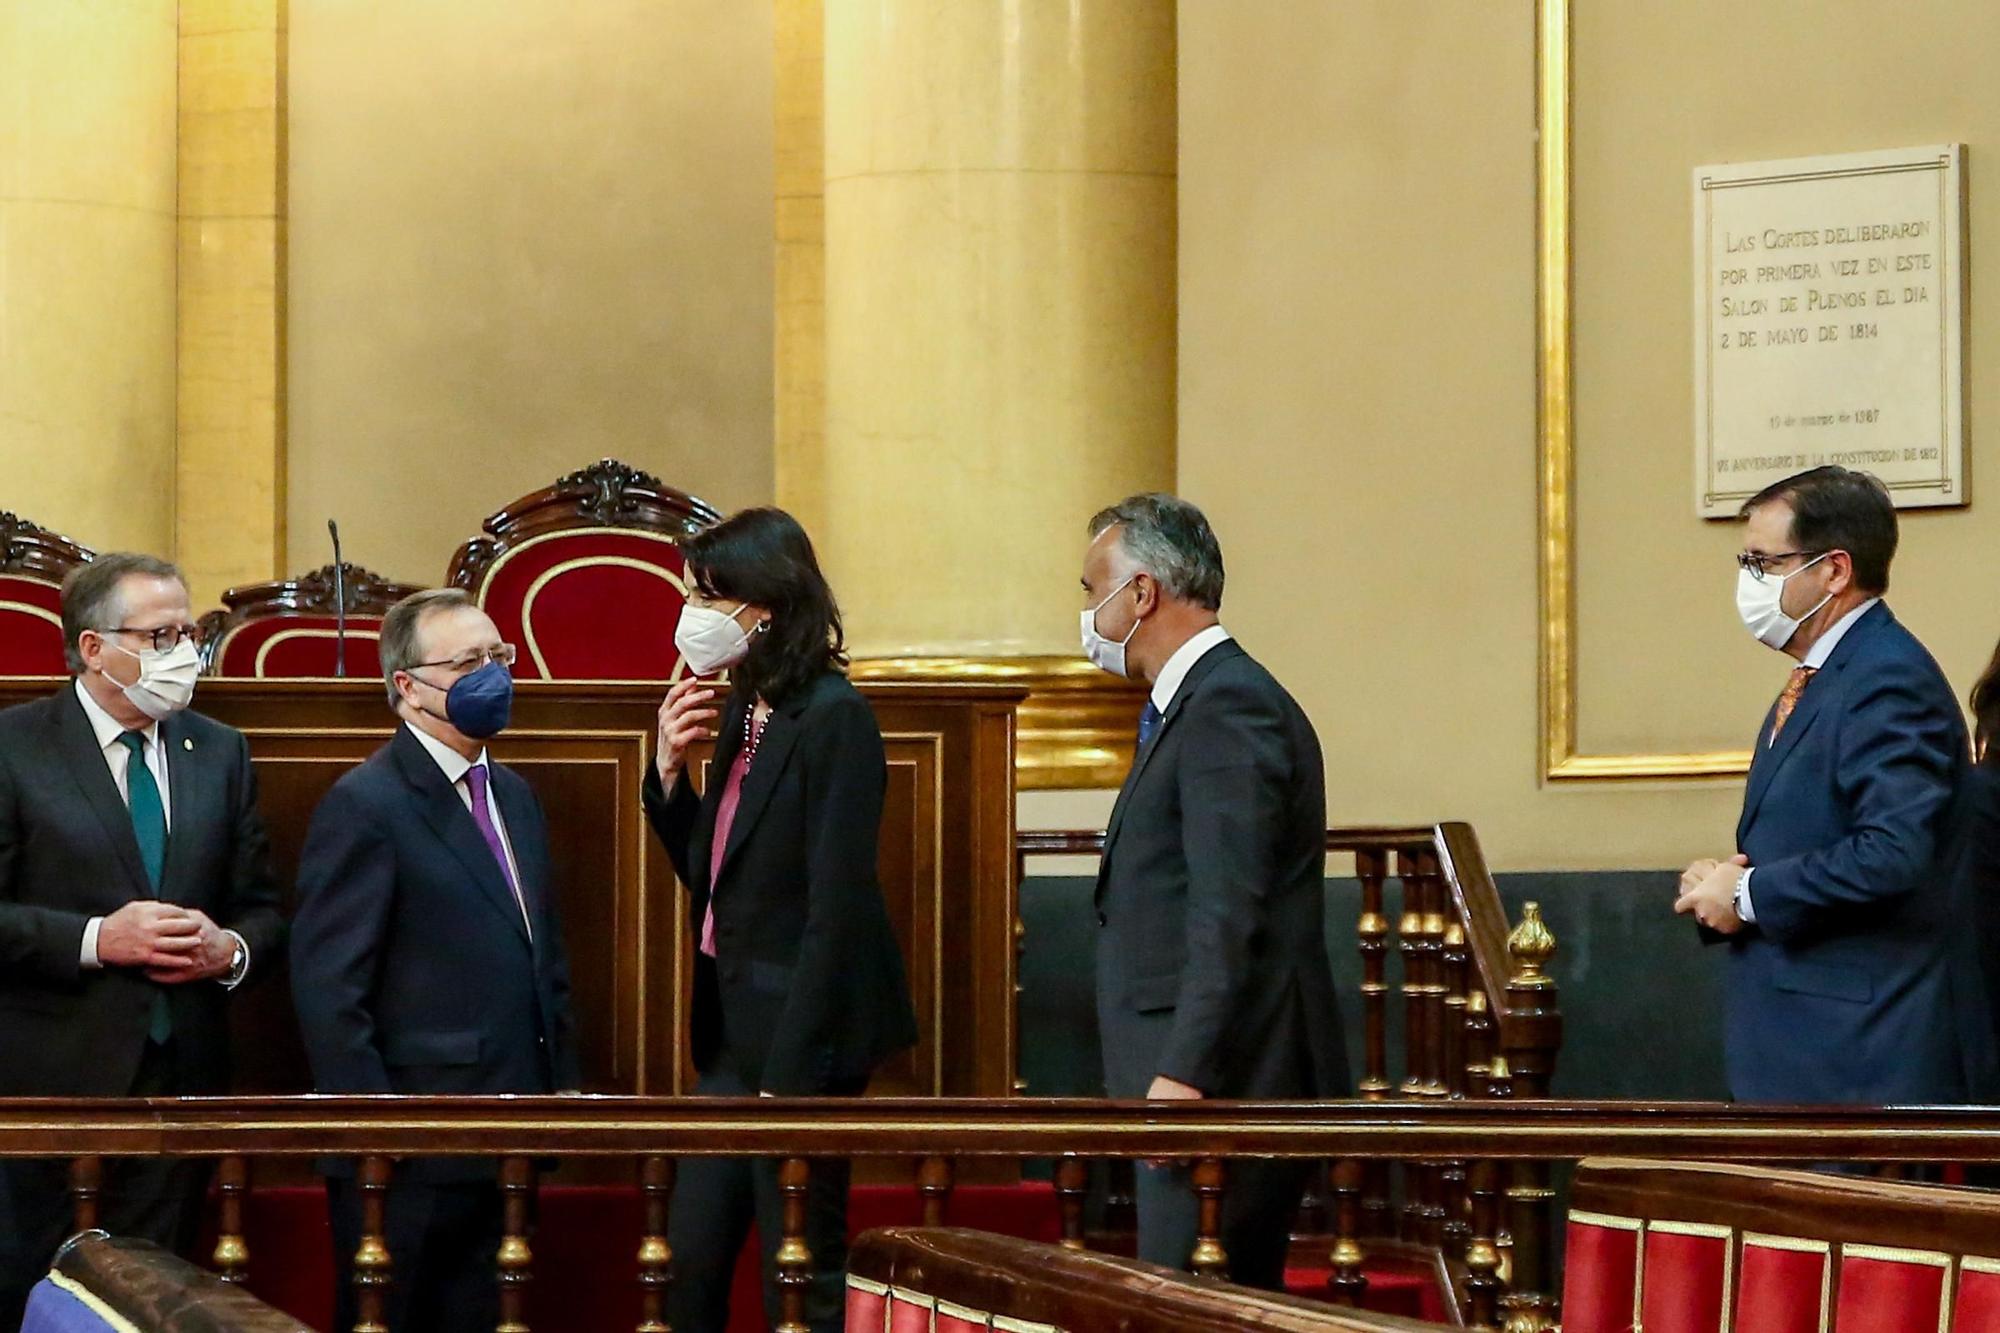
1079, 493, 1348, 1288
291, 588, 578, 1333
1676, 466, 1994, 1103
0, 552, 283, 1331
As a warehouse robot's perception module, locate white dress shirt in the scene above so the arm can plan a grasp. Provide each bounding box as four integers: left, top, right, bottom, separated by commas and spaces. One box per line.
74, 679, 247, 985
1737, 597, 1883, 924
404, 722, 531, 936
1151, 624, 1235, 714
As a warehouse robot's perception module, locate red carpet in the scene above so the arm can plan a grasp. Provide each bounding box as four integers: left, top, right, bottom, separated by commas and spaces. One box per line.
217, 1183, 1439, 1330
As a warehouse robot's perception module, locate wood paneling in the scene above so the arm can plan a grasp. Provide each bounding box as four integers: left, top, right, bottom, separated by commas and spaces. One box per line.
0, 678, 1023, 1102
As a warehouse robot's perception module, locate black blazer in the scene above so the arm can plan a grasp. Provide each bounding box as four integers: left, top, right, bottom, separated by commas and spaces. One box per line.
1943, 762, 2000, 1100
0, 685, 284, 1097
643, 670, 917, 1095
1094, 640, 1348, 1101
290, 725, 579, 1130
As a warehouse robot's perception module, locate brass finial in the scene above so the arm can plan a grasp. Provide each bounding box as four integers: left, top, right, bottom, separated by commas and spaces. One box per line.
1507, 901, 1557, 988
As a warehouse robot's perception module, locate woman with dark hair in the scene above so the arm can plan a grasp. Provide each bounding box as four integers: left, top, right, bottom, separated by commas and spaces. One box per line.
644, 507, 917, 1333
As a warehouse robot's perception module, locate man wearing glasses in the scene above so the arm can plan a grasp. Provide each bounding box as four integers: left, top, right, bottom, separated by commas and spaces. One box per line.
1674, 466, 1995, 1106
0, 552, 284, 1328
291, 587, 578, 1333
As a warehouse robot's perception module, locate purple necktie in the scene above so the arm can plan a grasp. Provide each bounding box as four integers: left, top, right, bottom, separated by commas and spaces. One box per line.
464, 762, 530, 933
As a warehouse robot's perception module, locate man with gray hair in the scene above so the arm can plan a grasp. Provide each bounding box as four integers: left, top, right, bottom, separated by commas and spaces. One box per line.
0, 552, 283, 1330
1079, 494, 1348, 1287
291, 587, 577, 1333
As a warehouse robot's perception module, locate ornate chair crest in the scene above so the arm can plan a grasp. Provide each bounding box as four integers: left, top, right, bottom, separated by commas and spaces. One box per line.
201, 563, 425, 678
445, 459, 720, 680
0, 512, 94, 677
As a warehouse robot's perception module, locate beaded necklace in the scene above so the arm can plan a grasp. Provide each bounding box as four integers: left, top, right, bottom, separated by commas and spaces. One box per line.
742, 703, 770, 768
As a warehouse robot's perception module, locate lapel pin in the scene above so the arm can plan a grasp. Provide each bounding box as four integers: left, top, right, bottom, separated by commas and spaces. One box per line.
183, 738, 193, 751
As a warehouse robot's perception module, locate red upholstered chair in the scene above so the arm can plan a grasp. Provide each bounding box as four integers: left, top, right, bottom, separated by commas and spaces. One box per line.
1563, 1159, 2000, 1333
201, 563, 424, 678
446, 459, 720, 681
0, 512, 92, 677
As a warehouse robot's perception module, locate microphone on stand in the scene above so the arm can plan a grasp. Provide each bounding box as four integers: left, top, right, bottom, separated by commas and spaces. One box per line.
328, 519, 348, 679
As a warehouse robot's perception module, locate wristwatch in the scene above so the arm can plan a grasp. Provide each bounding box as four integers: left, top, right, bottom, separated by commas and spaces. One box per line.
1731, 868, 1751, 922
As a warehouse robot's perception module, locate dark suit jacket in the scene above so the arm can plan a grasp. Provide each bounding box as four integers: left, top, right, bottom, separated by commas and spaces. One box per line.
291, 724, 578, 1176
1941, 763, 2000, 1101
1724, 602, 1992, 1102
642, 670, 917, 1096
0, 685, 284, 1097
1094, 639, 1348, 1100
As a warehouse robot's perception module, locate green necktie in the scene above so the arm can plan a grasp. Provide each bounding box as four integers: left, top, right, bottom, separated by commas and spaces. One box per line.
117, 731, 173, 1044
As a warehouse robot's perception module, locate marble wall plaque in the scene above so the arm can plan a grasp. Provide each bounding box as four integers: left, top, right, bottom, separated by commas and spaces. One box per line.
1693, 144, 1964, 515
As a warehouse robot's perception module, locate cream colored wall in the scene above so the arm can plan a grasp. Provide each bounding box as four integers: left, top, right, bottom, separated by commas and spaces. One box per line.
1177, 1, 2000, 871
0, 1, 178, 556
286, 0, 775, 586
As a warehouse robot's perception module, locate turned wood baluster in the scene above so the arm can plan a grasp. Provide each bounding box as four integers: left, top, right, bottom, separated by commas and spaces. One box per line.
1417, 854, 1450, 1099
1353, 848, 1392, 1238
1463, 1159, 1504, 1332
1189, 1159, 1228, 1280
1396, 851, 1425, 1100
1439, 919, 1472, 1252
636, 1156, 674, 1333
1498, 902, 1561, 1333
213, 1155, 251, 1284
1326, 1158, 1370, 1308
497, 1157, 535, 1333
68, 1157, 102, 1233
1463, 988, 1496, 1097
918, 1156, 954, 1227
353, 1156, 393, 1333
775, 1158, 813, 1333
1054, 1157, 1088, 1251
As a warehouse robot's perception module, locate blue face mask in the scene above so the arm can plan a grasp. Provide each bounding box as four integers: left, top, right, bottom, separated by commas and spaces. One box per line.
413, 660, 514, 739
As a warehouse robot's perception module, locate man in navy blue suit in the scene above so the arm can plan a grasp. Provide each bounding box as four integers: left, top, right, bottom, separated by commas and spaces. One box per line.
291, 588, 578, 1333
1675, 466, 1994, 1104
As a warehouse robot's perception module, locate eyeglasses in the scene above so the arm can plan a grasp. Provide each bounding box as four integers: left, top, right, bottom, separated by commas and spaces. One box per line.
1735, 550, 1825, 583
104, 623, 206, 651
410, 643, 518, 674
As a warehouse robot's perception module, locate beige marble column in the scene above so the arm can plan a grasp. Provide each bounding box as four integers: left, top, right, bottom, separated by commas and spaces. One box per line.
774, 0, 828, 543
816, 0, 1176, 658
0, 2, 179, 556
175, 0, 288, 607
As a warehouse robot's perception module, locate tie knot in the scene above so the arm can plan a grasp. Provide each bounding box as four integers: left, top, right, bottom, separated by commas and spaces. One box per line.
1787, 666, 1818, 692
118, 730, 147, 756
464, 761, 489, 798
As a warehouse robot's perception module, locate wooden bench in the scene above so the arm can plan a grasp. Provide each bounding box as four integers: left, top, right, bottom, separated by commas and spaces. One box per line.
846, 1226, 1453, 1333
1562, 1157, 2000, 1333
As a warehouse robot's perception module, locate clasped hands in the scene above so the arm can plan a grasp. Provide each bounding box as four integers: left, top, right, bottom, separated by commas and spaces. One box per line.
1674, 854, 1749, 935
97, 899, 238, 983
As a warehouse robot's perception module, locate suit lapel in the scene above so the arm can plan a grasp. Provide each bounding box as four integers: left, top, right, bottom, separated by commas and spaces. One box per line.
1738, 603, 1888, 838
1100, 641, 1244, 879
392, 728, 532, 947
157, 712, 209, 903
715, 697, 803, 885
491, 768, 545, 932
51, 687, 151, 899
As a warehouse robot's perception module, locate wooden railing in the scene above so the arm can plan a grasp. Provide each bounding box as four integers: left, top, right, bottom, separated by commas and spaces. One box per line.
9, 1098, 2000, 1333
1016, 823, 1563, 1325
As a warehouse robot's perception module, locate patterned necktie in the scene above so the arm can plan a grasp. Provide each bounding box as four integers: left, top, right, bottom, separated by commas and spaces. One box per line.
1769, 666, 1818, 746
464, 763, 531, 936
117, 731, 173, 1044
1138, 700, 1164, 748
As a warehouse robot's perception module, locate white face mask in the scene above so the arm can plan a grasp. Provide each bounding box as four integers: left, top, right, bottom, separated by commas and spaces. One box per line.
675, 603, 753, 677
1736, 552, 1832, 650
105, 637, 201, 720
1080, 576, 1140, 678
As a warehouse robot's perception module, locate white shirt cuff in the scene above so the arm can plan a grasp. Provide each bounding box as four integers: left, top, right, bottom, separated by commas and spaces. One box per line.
220, 930, 249, 990
1734, 867, 1757, 924
81, 917, 103, 969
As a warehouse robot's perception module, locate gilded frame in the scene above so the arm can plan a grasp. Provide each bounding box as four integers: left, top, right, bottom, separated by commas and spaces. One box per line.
1537, 0, 1753, 782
